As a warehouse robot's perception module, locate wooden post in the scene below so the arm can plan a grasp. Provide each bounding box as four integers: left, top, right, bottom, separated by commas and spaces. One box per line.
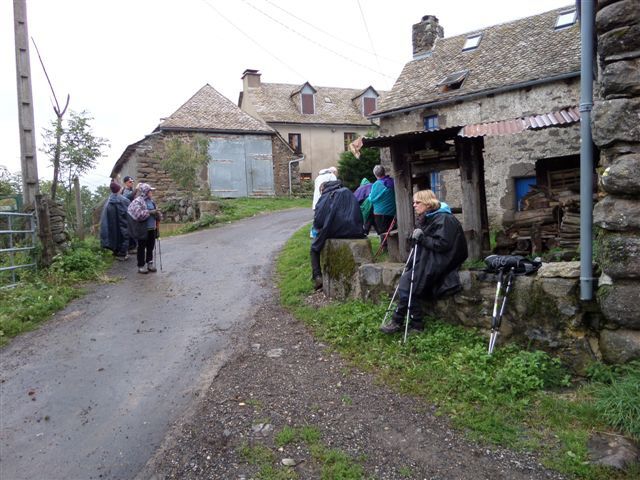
13, 0, 39, 208
456, 137, 488, 260
390, 143, 413, 261
35, 194, 54, 267
74, 176, 84, 240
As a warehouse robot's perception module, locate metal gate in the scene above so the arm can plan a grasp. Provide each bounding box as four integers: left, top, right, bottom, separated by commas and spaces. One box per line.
208, 136, 274, 198
0, 212, 37, 288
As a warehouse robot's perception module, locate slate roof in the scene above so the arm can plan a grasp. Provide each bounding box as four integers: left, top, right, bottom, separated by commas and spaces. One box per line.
158, 84, 273, 133
244, 83, 381, 125
376, 6, 580, 116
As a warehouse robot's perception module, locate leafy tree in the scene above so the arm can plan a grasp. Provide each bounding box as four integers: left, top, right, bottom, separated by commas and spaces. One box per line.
0, 166, 22, 196
337, 146, 380, 191
160, 135, 210, 199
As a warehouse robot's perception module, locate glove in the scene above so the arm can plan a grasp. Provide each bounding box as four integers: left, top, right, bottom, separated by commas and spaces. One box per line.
411, 228, 424, 242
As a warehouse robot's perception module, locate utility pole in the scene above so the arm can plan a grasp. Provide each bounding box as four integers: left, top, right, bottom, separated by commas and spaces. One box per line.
13, 0, 40, 208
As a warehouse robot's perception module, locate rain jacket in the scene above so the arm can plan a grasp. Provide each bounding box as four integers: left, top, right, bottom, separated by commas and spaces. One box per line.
353, 178, 373, 226
312, 168, 337, 209
408, 202, 468, 299
369, 176, 396, 216
99, 193, 130, 254
312, 180, 365, 253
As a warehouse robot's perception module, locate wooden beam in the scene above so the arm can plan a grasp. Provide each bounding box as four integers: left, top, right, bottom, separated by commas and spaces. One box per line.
391, 143, 413, 261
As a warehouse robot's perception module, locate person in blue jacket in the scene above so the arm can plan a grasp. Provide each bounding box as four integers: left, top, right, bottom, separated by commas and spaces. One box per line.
369, 165, 396, 248
99, 182, 130, 260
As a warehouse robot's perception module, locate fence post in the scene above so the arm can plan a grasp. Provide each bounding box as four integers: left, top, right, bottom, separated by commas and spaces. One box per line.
35, 193, 54, 267
74, 176, 84, 240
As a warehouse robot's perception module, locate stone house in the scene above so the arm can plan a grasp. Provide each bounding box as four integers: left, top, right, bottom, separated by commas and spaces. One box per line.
238, 69, 382, 182
366, 6, 584, 259
111, 84, 299, 221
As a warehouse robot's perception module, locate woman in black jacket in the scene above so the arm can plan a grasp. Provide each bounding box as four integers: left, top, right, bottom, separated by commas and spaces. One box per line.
380, 190, 468, 334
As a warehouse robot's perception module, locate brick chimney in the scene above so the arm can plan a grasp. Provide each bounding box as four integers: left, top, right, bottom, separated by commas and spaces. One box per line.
412, 15, 444, 58
242, 69, 261, 88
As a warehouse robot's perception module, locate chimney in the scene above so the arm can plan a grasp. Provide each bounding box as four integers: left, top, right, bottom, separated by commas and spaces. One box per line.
242, 69, 261, 88
412, 15, 444, 58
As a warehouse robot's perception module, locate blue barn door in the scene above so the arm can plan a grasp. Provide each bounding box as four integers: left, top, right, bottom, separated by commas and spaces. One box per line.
245, 136, 275, 196
209, 138, 247, 198
515, 176, 536, 211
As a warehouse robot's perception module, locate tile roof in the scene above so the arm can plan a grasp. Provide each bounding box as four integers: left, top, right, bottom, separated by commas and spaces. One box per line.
159, 84, 273, 133
245, 83, 381, 125
377, 6, 580, 115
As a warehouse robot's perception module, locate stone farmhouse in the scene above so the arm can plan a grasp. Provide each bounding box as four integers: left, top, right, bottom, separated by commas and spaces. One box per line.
111, 84, 299, 221
366, 5, 584, 259
238, 69, 382, 181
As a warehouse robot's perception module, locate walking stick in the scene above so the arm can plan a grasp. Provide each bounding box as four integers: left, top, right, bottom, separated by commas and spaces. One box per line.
373, 217, 396, 259
402, 241, 420, 344
488, 267, 514, 354
380, 246, 415, 328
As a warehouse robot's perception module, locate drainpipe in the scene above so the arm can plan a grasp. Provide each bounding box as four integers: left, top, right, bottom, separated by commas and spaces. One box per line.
579, 0, 595, 300
288, 155, 304, 195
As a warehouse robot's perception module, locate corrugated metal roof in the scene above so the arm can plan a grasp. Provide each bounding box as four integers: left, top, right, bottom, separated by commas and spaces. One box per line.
460, 106, 579, 137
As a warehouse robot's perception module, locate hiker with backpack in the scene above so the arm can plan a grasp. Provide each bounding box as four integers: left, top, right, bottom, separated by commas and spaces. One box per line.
127, 183, 162, 274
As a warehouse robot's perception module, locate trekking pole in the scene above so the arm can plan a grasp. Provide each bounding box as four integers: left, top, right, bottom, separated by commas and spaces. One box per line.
373, 217, 396, 259
380, 246, 415, 328
402, 241, 420, 344
488, 267, 514, 354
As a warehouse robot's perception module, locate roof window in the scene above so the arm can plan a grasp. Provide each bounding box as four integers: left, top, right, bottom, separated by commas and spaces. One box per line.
555, 10, 576, 29
437, 70, 468, 91
462, 34, 482, 51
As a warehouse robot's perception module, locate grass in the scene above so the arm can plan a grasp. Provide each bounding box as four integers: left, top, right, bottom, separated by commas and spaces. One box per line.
275, 225, 640, 479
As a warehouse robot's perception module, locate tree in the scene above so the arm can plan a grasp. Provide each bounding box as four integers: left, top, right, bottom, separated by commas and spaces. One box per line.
160, 135, 211, 198
337, 146, 380, 191
0, 166, 22, 196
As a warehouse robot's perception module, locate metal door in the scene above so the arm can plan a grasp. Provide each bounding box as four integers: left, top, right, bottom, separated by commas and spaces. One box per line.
245, 136, 274, 196
209, 138, 247, 198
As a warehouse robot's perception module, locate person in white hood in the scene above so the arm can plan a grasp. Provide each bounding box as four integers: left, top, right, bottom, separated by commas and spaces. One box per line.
312, 167, 337, 210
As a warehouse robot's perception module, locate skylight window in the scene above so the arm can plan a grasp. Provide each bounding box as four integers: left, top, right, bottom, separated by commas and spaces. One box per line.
462, 34, 482, 51
555, 10, 577, 29
324, 97, 332, 103
437, 70, 468, 91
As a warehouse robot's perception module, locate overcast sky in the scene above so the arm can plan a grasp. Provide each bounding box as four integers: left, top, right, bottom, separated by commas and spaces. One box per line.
2, 0, 573, 191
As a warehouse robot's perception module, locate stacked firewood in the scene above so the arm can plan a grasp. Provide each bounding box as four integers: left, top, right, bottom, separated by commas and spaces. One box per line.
495, 186, 586, 255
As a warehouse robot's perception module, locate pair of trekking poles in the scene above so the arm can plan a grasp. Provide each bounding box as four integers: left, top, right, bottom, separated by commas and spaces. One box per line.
380, 241, 420, 345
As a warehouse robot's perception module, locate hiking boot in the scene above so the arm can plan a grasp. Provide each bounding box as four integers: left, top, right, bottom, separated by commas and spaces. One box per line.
407, 321, 424, 335
147, 261, 157, 272
379, 321, 403, 334
114, 253, 128, 261
313, 276, 323, 291
138, 265, 148, 274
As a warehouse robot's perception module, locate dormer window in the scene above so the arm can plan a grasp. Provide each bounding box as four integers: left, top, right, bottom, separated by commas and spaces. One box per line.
437, 70, 468, 91
462, 34, 482, 51
300, 84, 316, 114
555, 10, 576, 29
357, 87, 379, 116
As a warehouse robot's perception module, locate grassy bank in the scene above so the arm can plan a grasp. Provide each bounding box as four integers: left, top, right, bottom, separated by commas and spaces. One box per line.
276, 226, 640, 479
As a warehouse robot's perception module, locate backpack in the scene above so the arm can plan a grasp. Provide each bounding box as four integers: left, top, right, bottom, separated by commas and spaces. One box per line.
484, 255, 542, 275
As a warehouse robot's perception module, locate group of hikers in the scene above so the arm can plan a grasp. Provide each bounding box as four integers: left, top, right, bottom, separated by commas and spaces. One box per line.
310, 164, 468, 334
99, 176, 162, 274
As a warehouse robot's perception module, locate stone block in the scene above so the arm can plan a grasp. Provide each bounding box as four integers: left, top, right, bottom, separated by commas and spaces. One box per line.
538, 261, 581, 278
591, 98, 640, 147
598, 24, 640, 60
593, 195, 640, 231
601, 58, 640, 98
598, 281, 640, 329
598, 231, 640, 279
322, 238, 372, 300
599, 328, 640, 364
199, 200, 222, 217
600, 154, 640, 195
596, 0, 640, 35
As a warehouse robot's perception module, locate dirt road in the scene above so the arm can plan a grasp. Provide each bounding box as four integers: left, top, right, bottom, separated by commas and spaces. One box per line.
0, 208, 310, 480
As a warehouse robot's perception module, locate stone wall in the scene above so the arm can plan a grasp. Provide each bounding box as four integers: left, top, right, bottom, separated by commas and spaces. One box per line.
592, 0, 640, 366
322, 238, 640, 373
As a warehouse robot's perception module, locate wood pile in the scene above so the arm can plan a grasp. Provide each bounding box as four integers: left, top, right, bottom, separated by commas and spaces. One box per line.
495, 185, 591, 255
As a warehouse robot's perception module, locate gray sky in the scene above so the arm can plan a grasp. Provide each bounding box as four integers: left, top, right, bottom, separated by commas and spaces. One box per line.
1, 0, 573, 191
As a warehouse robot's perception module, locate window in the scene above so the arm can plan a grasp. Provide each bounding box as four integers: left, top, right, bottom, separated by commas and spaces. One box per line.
437, 70, 468, 91
424, 114, 439, 131
363, 97, 377, 116
344, 132, 357, 151
301, 93, 315, 114
462, 34, 482, 51
555, 10, 576, 29
430, 172, 442, 198
288, 133, 302, 154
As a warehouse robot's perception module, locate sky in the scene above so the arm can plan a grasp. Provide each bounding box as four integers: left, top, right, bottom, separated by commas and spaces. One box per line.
1, 0, 574, 191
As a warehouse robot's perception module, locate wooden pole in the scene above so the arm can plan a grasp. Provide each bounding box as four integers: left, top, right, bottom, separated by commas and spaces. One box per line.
13, 0, 40, 208
35, 194, 54, 267
73, 176, 84, 240
390, 143, 413, 261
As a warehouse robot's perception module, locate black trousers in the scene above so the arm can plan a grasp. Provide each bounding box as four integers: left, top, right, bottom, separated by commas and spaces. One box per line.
137, 229, 156, 267
310, 249, 322, 279
392, 270, 424, 325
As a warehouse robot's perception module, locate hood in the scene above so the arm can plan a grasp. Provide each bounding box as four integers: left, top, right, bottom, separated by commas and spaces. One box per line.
359, 178, 371, 186
379, 176, 394, 190
426, 201, 452, 217
320, 180, 343, 195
